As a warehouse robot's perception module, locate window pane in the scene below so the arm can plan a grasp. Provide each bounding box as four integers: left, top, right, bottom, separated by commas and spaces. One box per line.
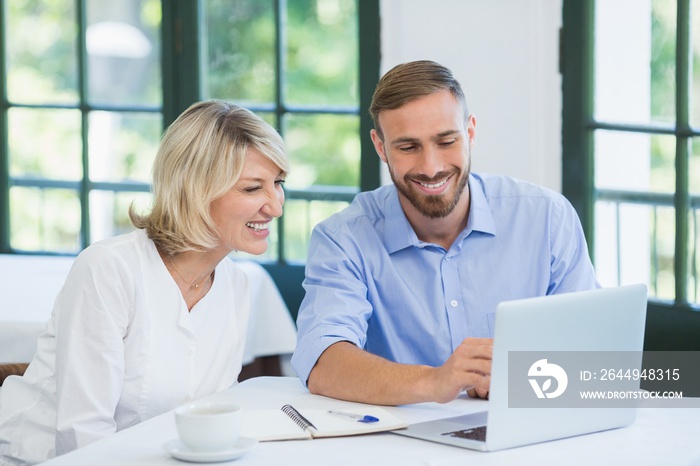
202, 0, 276, 104
89, 191, 151, 243
690, 137, 700, 303
282, 198, 350, 262
594, 0, 676, 125
8, 108, 82, 180
286, 0, 358, 106
281, 200, 311, 263
283, 113, 360, 188
595, 201, 674, 301
86, 0, 162, 106
10, 187, 81, 253
88, 111, 162, 183
689, 208, 700, 305
5, 0, 78, 105
594, 130, 675, 193
649, 0, 677, 123
692, 138, 700, 194
692, 0, 700, 127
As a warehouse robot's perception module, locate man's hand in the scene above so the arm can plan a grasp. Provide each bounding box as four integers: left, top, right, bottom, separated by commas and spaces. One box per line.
430, 338, 492, 403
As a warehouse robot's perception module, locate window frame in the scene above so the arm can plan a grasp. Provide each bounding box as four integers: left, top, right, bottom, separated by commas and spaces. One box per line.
561, 0, 700, 350
0, 0, 381, 265
0, 0, 164, 254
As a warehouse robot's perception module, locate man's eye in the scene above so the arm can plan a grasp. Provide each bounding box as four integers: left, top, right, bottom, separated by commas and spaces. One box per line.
439, 139, 456, 147
399, 145, 416, 152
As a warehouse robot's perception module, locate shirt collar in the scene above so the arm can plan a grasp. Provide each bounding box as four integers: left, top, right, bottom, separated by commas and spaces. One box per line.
464, 173, 497, 237
383, 174, 497, 254
383, 188, 420, 254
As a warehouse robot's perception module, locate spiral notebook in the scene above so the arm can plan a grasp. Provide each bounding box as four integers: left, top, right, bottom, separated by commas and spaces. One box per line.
241, 404, 408, 441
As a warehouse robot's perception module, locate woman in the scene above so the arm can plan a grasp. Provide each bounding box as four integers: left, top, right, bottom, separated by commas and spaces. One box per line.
0, 100, 289, 464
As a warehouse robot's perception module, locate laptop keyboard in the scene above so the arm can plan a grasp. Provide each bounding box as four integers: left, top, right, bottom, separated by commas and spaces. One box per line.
441, 425, 487, 442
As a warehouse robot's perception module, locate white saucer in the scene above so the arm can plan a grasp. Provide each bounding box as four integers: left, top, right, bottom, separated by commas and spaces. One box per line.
163, 437, 258, 463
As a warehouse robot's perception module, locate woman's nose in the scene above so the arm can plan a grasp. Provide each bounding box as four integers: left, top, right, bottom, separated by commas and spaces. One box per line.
264, 189, 284, 218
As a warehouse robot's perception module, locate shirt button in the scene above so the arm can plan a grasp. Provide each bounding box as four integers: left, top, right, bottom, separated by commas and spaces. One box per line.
184, 396, 192, 403
450, 300, 458, 307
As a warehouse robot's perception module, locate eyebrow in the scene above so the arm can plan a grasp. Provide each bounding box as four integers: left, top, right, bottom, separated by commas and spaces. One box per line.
434, 130, 461, 139
389, 136, 420, 147
389, 130, 461, 147
238, 170, 286, 183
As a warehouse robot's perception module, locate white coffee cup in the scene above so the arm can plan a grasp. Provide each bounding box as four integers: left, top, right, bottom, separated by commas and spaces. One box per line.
175, 400, 242, 452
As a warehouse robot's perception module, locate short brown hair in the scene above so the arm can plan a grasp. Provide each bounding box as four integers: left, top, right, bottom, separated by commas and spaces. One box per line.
130, 100, 289, 256
369, 60, 469, 139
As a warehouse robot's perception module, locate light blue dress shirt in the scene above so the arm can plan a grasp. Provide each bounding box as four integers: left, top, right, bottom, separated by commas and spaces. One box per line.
291, 173, 599, 384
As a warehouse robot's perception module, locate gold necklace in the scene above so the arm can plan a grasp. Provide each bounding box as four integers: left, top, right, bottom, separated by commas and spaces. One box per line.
168, 255, 212, 289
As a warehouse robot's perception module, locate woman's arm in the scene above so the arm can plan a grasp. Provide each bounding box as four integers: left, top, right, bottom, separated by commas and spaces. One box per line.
52, 246, 133, 454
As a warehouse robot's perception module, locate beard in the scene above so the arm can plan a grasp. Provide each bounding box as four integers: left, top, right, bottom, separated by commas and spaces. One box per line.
389, 166, 469, 219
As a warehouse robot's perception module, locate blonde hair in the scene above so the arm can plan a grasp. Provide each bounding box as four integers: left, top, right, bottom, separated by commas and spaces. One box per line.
369, 60, 469, 139
130, 100, 289, 255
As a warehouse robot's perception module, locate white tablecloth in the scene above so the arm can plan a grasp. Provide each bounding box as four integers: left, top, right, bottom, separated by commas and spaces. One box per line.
235, 261, 297, 366
0, 255, 297, 367
39, 376, 700, 466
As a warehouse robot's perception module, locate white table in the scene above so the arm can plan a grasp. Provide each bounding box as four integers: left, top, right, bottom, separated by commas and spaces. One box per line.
0, 255, 297, 368
41, 377, 700, 466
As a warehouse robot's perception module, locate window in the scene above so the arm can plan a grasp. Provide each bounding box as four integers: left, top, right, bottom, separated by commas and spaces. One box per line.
200, 0, 380, 263
1, 0, 162, 253
562, 0, 700, 348
0, 0, 380, 263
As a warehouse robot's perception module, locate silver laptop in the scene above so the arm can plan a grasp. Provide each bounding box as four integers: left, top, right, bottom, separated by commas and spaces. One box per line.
393, 284, 648, 451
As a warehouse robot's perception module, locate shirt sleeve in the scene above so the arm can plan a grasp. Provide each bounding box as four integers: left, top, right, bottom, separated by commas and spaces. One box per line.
291, 223, 374, 386
53, 245, 134, 454
547, 197, 600, 294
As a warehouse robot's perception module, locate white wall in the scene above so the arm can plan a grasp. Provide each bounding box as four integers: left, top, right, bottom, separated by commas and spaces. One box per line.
380, 0, 563, 191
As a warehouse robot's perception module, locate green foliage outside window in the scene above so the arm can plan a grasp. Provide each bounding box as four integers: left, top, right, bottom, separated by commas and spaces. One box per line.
2, 0, 364, 259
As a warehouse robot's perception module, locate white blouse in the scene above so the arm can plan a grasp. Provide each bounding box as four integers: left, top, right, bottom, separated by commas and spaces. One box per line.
0, 229, 251, 465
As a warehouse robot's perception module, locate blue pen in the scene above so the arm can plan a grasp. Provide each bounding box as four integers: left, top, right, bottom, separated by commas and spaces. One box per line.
327, 410, 380, 423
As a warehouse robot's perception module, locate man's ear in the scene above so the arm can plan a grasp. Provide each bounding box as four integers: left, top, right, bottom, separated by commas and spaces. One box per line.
370, 129, 388, 164
467, 114, 477, 152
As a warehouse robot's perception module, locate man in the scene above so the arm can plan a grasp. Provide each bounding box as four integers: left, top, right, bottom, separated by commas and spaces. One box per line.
291, 60, 598, 406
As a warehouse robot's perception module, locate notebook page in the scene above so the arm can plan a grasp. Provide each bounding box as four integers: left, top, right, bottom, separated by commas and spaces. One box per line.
301, 407, 408, 438
241, 409, 313, 441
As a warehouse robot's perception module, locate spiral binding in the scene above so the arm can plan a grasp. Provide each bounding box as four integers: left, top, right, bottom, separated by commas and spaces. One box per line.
281, 404, 317, 432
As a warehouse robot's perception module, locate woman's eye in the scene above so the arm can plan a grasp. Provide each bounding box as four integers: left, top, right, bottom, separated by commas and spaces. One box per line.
275, 179, 286, 186
244, 186, 261, 193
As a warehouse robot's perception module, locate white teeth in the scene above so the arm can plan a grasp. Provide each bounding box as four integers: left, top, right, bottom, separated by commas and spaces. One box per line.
420, 179, 447, 189
246, 221, 270, 231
